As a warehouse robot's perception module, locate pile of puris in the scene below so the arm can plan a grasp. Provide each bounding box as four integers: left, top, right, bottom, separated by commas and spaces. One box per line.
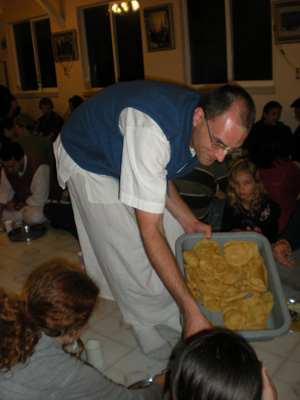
183, 239, 274, 330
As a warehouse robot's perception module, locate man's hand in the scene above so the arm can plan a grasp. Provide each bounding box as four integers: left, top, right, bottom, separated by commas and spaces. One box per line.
186, 219, 212, 239
273, 242, 293, 267
262, 367, 277, 400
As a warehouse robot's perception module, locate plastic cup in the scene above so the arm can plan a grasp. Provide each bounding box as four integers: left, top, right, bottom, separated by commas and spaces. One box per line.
85, 339, 104, 369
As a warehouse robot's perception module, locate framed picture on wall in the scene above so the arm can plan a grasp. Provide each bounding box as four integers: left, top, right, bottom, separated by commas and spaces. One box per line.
143, 4, 175, 51
273, 1, 300, 43
51, 29, 79, 62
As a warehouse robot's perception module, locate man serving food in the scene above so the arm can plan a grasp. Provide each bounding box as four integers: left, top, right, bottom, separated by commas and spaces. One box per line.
54, 81, 255, 359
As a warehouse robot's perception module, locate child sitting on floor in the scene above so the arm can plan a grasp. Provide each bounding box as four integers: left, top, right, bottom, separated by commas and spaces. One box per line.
221, 159, 280, 243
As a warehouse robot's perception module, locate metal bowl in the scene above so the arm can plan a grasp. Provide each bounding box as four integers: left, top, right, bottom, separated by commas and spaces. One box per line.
8, 224, 47, 242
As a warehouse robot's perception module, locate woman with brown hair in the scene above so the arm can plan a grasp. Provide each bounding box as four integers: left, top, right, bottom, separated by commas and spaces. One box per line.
0, 262, 164, 399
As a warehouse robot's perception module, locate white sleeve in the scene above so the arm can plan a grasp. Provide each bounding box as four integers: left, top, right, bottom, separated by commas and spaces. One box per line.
0, 168, 15, 204
26, 164, 50, 206
119, 108, 171, 213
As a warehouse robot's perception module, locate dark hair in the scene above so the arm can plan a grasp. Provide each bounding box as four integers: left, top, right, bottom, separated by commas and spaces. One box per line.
172, 328, 262, 400
262, 101, 282, 119
249, 125, 290, 168
14, 113, 37, 135
0, 141, 24, 161
198, 85, 256, 132
68, 95, 84, 109
0, 260, 99, 372
291, 97, 300, 108
2, 118, 14, 131
39, 97, 53, 108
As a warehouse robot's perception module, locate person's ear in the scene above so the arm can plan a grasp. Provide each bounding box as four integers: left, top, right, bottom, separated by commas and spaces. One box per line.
193, 107, 205, 127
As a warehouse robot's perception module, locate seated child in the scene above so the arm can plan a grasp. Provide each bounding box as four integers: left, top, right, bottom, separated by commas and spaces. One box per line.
0, 261, 165, 399
221, 159, 280, 243
172, 328, 277, 400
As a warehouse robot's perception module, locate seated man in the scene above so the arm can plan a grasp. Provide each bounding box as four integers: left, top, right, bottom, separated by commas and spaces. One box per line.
0, 142, 50, 225
37, 97, 64, 142
13, 113, 55, 168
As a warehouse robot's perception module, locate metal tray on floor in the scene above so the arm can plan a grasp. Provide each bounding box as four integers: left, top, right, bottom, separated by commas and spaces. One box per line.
8, 224, 47, 242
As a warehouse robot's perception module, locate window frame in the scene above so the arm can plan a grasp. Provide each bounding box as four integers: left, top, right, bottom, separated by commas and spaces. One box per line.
8, 15, 58, 95
183, 0, 275, 94
78, 1, 143, 93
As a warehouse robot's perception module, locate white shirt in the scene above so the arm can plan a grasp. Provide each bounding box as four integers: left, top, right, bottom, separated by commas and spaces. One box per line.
0, 155, 50, 206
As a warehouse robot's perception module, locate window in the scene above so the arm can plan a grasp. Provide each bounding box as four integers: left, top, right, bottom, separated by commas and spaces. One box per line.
13, 18, 57, 91
81, 1, 144, 88
186, 0, 272, 85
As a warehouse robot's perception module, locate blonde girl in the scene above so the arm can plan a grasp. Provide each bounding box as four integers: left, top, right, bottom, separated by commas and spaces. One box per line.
221, 159, 280, 243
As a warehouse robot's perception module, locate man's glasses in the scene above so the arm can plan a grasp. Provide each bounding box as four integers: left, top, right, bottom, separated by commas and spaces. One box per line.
204, 113, 241, 156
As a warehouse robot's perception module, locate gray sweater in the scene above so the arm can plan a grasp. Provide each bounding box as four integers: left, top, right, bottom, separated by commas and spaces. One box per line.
0, 335, 162, 400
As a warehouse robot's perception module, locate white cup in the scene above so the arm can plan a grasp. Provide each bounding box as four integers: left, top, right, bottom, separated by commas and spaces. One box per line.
4, 220, 14, 233
85, 339, 105, 370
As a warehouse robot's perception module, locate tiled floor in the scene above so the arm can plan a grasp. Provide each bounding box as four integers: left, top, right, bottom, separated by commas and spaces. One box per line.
1, 226, 300, 399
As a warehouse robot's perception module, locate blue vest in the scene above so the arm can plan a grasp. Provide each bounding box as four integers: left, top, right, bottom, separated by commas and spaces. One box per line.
61, 80, 201, 180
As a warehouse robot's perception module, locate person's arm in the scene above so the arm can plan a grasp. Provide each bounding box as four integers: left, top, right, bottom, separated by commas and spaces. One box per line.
279, 201, 300, 252
136, 208, 211, 340
0, 169, 14, 213
261, 367, 277, 400
273, 240, 293, 266
56, 349, 163, 400
26, 164, 50, 206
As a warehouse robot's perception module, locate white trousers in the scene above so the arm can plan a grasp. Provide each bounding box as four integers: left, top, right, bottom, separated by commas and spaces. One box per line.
67, 171, 184, 328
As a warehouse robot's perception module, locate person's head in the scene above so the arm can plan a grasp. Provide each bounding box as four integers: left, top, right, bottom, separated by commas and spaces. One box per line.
39, 97, 54, 118
2, 118, 16, 140
191, 85, 256, 166
262, 101, 282, 126
68, 95, 84, 113
0, 141, 25, 174
249, 125, 290, 168
0, 260, 99, 372
172, 328, 263, 400
227, 158, 266, 213
291, 97, 300, 122
13, 113, 37, 136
